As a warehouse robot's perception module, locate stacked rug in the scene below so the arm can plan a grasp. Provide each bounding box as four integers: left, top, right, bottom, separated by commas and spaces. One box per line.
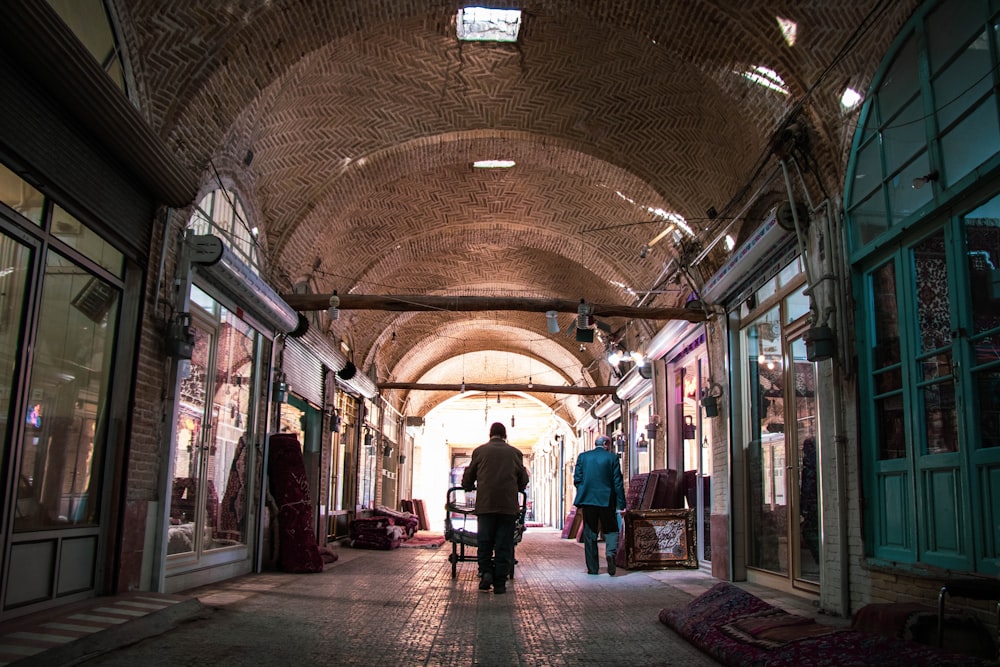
349, 516, 406, 550
374, 505, 420, 538
659, 582, 992, 666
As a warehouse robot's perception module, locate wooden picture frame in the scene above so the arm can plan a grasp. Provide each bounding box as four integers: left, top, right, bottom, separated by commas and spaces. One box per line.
624, 508, 697, 569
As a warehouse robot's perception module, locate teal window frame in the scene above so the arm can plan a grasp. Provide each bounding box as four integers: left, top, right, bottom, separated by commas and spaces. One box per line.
847, 0, 1000, 575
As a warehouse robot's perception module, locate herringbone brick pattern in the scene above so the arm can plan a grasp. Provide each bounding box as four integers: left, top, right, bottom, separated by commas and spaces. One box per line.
111, 0, 921, 413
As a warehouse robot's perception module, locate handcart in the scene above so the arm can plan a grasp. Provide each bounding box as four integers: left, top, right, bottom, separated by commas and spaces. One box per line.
444, 486, 526, 579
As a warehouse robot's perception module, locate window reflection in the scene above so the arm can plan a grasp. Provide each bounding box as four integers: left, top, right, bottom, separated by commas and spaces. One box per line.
0, 234, 32, 480
14, 253, 119, 531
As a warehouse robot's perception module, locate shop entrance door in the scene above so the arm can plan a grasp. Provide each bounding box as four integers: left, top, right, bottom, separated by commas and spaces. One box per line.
168, 305, 257, 562
746, 314, 819, 588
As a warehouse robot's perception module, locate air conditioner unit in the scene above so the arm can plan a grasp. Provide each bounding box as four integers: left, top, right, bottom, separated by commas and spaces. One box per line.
186, 234, 307, 336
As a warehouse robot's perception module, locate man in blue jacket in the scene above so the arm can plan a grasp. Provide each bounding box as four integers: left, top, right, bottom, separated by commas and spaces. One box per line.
573, 435, 627, 575
462, 422, 529, 594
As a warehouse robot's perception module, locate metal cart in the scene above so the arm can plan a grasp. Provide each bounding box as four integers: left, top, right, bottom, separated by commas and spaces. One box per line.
444, 486, 526, 579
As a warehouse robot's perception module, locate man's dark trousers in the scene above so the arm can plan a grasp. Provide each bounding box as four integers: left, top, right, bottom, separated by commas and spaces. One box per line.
476, 512, 518, 582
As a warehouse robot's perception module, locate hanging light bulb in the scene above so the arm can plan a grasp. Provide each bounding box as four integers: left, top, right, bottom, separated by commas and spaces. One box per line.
528, 377, 533, 389
497, 393, 501, 404
327, 290, 340, 320
545, 310, 560, 334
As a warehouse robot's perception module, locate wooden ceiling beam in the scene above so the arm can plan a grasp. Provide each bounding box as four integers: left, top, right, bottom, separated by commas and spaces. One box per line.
281, 293, 706, 322
377, 382, 616, 395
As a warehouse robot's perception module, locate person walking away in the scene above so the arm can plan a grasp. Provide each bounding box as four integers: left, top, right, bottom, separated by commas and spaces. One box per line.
461, 422, 529, 594
573, 435, 627, 575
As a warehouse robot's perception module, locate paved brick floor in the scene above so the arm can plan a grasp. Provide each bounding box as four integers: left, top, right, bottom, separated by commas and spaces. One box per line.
3, 528, 842, 666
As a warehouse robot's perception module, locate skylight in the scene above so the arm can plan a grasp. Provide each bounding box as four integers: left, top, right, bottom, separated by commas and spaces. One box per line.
776, 17, 797, 47
473, 159, 516, 168
457, 7, 522, 42
740, 65, 789, 95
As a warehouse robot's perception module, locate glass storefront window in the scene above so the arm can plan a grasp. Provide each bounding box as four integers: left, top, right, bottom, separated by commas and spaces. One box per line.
0, 233, 32, 462
0, 164, 44, 226
51, 206, 123, 277
14, 252, 119, 531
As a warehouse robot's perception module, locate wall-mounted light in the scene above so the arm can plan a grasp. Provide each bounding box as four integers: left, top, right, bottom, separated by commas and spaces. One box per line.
912, 171, 939, 190
702, 383, 723, 418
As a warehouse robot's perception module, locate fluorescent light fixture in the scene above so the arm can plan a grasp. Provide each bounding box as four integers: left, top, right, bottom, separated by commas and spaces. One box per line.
457, 7, 521, 42
840, 87, 863, 110
724, 234, 736, 252
473, 159, 516, 168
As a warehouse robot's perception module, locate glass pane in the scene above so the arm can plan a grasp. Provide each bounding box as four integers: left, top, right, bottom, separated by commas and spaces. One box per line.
784, 284, 810, 324
755, 275, 778, 307
15, 253, 119, 531
888, 152, 932, 225
0, 163, 44, 225
965, 198, 1000, 335
48, 0, 116, 72
923, 381, 959, 454
877, 34, 919, 122
746, 305, 787, 575
913, 230, 952, 351
884, 99, 926, 175
928, 3, 987, 72
920, 353, 953, 381
874, 366, 903, 394
942, 97, 1000, 187
933, 31, 992, 129
51, 206, 124, 277
876, 394, 906, 460
0, 234, 32, 461
975, 367, 1000, 448
208, 310, 256, 549
170, 325, 211, 555
872, 260, 901, 368
791, 337, 819, 584
850, 139, 882, 207
852, 189, 888, 247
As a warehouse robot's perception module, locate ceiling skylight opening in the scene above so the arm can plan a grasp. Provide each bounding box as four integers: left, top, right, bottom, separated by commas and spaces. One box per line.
776, 17, 797, 47
840, 87, 863, 110
616, 191, 638, 205
473, 159, 516, 168
647, 207, 693, 237
609, 280, 637, 297
740, 65, 789, 95
456, 7, 522, 42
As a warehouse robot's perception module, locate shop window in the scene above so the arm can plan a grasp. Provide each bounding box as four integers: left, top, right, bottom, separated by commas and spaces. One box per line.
0, 163, 44, 226
14, 251, 120, 531
187, 189, 260, 274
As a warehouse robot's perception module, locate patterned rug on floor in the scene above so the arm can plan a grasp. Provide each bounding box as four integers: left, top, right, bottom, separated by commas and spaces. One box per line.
400, 533, 446, 548
659, 582, 992, 666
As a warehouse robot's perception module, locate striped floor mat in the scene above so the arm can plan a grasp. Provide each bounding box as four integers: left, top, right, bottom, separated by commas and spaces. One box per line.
0, 593, 188, 665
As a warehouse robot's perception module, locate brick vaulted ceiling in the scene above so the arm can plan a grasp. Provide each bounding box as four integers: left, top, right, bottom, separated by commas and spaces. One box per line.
111, 0, 918, 428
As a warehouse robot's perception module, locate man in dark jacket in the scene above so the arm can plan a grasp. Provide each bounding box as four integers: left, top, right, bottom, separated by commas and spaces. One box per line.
573, 434, 627, 575
461, 422, 529, 594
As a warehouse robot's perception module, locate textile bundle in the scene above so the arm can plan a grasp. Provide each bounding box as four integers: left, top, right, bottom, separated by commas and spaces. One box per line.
350, 516, 406, 550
